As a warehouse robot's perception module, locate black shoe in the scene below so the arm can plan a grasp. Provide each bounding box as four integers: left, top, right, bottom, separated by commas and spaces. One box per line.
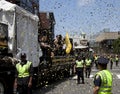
82, 82, 85, 84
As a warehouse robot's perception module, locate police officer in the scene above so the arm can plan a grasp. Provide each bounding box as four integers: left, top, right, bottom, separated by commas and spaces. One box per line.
110, 55, 114, 69
74, 56, 85, 84
14, 53, 33, 94
94, 55, 98, 69
115, 55, 119, 67
85, 56, 92, 78
93, 56, 113, 94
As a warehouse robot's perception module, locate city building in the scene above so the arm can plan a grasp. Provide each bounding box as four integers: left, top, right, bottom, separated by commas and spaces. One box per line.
95, 31, 120, 54
38, 12, 56, 43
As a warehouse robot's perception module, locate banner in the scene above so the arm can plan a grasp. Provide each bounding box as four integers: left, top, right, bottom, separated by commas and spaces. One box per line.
65, 32, 72, 54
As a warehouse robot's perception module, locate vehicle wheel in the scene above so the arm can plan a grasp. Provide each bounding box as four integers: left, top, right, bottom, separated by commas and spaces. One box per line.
0, 81, 5, 94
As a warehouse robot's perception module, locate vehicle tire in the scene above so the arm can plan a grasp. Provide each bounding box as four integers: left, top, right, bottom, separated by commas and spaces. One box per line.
0, 81, 5, 94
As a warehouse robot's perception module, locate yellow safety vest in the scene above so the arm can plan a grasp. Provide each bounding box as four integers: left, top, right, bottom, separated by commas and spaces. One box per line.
76, 60, 84, 68
16, 61, 32, 78
110, 58, 114, 62
95, 56, 98, 60
116, 57, 119, 61
85, 59, 91, 66
96, 70, 112, 94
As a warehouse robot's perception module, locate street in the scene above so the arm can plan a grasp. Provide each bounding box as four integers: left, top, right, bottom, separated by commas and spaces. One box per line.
33, 63, 120, 94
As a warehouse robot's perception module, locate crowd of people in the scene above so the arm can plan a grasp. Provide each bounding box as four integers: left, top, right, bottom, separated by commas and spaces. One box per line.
74, 53, 119, 94
39, 34, 69, 65
24, 31, 119, 94
94, 54, 119, 69
12, 37, 119, 94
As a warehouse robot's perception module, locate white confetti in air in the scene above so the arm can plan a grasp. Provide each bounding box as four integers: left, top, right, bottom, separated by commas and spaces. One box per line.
90, 74, 93, 78
116, 74, 120, 79
77, 0, 95, 6
72, 75, 77, 80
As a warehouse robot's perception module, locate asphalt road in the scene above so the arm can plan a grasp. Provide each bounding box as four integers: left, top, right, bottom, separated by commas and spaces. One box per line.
33, 63, 120, 94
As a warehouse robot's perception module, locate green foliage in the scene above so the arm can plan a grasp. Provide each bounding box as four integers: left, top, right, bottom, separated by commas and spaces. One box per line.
112, 37, 120, 53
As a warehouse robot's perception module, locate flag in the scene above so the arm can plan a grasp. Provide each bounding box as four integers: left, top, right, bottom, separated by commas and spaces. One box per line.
65, 32, 72, 54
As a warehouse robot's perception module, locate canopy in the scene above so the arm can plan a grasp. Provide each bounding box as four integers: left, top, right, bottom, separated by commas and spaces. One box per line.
0, 0, 38, 21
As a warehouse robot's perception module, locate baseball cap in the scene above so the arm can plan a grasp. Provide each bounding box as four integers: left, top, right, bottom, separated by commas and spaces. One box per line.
20, 52, 26, 58
98, 56, 109, 64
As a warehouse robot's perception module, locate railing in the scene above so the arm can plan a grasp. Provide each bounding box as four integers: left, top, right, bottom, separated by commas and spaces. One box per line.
52, 56, 75, 63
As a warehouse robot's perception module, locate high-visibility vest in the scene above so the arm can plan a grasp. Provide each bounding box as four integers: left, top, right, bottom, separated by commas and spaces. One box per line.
76, 60, 84, 68
95, 56, 98, 60
95, 70, 112, 94
16, 61, 32, 78
115, 57, 119, 61
85, 59, 92, 66
110, 58, 114, 62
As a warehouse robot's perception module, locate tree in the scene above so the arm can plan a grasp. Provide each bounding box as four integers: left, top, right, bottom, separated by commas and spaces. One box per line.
112, 37, 120, 54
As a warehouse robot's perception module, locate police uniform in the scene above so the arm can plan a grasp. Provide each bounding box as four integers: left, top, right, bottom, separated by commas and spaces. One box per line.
14, 54, 33, 94
94, 55, 98, 69
76, 58, 85, 84
110, 56, 114, 69
85, 58, 92, 78
93, 57, 113, 94
115, 55, 119, 67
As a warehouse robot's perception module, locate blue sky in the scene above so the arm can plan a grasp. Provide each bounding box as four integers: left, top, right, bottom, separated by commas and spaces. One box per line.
40, 0, 120, 37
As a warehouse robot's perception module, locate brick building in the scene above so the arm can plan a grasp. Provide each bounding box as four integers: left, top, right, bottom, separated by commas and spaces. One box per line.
38, 12, 56, 43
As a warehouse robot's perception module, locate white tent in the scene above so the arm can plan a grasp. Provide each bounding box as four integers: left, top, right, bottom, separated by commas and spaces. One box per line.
0, 0, 38, 20
0, 0, 40, 67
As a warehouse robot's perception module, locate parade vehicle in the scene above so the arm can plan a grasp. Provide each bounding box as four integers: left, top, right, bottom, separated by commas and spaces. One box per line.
0, 0, 40, 93
0, 0, 75, 93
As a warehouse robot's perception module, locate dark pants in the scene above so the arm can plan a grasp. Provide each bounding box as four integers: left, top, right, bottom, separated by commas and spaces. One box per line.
116, 61, 119, 67
110, 61, 113, 69
85, 66, 91, 78
17, 85, 32, 94
76, 67, 84, 84
17, 77, 32, 94
94, 60, 98, 69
